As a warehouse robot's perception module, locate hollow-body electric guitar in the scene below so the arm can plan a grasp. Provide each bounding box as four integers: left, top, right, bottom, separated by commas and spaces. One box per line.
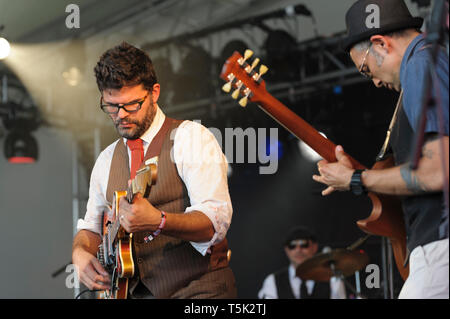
97, 158, 158, 298
220, 50, 409, 280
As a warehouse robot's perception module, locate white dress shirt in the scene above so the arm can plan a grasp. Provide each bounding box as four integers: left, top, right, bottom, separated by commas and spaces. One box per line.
258, 264, 347, 299
77, 105, 233, 256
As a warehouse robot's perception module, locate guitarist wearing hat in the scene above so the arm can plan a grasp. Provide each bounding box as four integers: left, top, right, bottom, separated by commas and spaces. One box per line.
313, 0, 448, 299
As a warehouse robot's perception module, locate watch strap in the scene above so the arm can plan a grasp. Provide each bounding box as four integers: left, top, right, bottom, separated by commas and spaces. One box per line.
350, 169, 367, 195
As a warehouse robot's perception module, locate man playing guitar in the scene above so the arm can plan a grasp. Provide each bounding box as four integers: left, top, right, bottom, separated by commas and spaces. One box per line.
72, 42, 236, 299
313, 0, 448, 298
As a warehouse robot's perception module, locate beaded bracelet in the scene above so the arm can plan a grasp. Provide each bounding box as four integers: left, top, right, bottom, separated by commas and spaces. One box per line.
144, 211, 166, 243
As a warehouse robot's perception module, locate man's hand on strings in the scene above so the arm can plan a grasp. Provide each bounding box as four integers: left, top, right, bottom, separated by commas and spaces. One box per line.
118, 186, 162, 233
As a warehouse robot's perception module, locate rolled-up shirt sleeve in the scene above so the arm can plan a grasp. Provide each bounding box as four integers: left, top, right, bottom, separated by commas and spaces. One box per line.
172, 121, 233, 256
76, 144, 115, 236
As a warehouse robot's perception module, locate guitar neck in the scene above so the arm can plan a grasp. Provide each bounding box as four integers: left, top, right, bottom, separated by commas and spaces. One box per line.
259, 91, 365, 169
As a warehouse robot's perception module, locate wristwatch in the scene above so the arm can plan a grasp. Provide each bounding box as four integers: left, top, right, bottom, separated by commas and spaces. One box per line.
350, 169, 367, 195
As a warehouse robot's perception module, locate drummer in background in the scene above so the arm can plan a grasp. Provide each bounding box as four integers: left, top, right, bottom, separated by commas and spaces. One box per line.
258, 226, 347, 299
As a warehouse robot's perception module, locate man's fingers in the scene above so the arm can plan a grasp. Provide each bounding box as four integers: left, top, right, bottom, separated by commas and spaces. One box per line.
335, 145, 346, 161
312, 174, 324, 184
81, 262, 110, 290
91, 257, 110, 278
322, 186, 335, 196
80, 270, 108, 291
317, 159, 329, 168
335, 145, 353, 168
81, 273, 108, 290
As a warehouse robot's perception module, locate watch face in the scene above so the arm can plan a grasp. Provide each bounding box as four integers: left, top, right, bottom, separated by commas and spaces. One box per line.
352, 186, 364, 195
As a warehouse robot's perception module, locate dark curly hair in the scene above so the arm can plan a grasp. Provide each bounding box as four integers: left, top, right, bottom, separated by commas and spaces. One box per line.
94, 42, 158, 92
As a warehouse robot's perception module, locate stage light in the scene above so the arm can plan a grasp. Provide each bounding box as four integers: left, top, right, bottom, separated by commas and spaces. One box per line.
0, 37, 11, 60
333, 85, 343, 95
262, 136, 284, 160
298, 132, 327, 162
4, 129, 38, 163
60, 40, 86, 87
62, 66, 82, 87
1, 101, 40, 163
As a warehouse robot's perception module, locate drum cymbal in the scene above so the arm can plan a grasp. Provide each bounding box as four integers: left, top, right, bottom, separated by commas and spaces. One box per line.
296, 249, 369, 282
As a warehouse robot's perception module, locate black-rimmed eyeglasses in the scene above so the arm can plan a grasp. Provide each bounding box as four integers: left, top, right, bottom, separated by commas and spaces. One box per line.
100, 93, 149, 114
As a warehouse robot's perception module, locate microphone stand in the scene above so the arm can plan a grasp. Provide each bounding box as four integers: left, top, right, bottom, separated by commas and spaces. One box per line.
51, 262, 72, 278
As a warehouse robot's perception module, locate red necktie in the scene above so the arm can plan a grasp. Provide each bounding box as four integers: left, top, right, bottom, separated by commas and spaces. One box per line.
127, 138, 144, 179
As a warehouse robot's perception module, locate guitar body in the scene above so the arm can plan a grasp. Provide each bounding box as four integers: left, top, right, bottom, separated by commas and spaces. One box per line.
106, 238, 132, 299
220, 51, 409, 280
98, 191, 134, 299
97, 161, 158, 299
358, 158, 409, 279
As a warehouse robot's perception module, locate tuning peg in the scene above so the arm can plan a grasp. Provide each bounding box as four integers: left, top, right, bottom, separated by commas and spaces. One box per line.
239, 96, 248, 107
259, 65, 268, 76
232, 88, 240, 100
244, 49, 254, 60
238, 49, 254, 66
253, 65, 269, 82
231, 80, 243, 99
239, 88, 252, 107
222, 82, 232, 93
245, 58, 260, 74
222, 73, 236, 92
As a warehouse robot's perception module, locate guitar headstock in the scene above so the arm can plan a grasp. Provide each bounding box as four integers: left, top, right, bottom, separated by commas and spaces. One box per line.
130, 156, 158, 199
220, 49, 269, 107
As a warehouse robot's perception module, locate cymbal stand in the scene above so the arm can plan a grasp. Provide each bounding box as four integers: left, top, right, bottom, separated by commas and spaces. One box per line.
381, 237, 395, 299
355, 271, 363, 299
329, 261, 365, 299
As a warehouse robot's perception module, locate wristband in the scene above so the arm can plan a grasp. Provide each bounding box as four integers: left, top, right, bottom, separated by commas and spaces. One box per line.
144, 211, 166, 243
152, 211, 166, 236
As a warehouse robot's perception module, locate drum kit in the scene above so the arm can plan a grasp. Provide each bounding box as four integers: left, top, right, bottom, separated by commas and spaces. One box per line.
296, 237, 371, 298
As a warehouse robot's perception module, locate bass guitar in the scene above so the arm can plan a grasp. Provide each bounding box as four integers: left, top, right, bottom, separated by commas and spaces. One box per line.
220, 50, 409, 280
97, 158, 158, 298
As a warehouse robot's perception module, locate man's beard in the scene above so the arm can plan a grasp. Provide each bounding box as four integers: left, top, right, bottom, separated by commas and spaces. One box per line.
113, 100, 157, 140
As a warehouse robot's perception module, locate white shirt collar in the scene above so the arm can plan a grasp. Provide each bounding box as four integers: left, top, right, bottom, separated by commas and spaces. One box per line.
288, 264, 298, 281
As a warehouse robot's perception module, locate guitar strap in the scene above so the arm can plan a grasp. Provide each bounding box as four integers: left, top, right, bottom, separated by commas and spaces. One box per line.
376, 36, 431, 162
376, 89, 404, 162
